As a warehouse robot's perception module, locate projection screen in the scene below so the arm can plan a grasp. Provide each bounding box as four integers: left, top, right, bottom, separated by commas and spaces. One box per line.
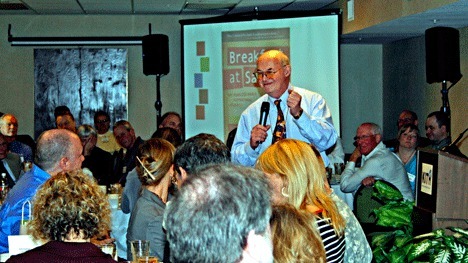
181, 11, 340, 142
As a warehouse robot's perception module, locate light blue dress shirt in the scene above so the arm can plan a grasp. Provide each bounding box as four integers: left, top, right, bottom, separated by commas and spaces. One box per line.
231, 85, 338, 167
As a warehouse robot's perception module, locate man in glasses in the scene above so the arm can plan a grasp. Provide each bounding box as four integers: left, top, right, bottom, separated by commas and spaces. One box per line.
94, 110, 121, 154
231, 49, 337, 167
340, 122, 414, 201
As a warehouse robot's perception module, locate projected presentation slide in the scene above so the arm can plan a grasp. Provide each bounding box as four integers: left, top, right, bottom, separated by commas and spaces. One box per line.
182, 14, 339, 141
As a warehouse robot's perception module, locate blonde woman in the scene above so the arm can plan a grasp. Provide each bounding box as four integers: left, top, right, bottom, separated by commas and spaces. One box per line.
256, 139, 372, 263
6, 170, 115, 262
270, 204, 326, 263
126, 138, 175, 261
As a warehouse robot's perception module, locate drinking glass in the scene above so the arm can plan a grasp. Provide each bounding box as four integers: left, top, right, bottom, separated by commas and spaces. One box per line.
130, 240, 150, 263
334, 163, 345, 175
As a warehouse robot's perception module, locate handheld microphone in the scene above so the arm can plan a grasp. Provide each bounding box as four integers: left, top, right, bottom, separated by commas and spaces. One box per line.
259, 102, 270, 126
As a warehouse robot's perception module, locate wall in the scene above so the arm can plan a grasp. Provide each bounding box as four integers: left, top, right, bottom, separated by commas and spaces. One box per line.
0, 15, 202, 139
339, 45, 383, 152
382, 27, 467, 154
0, 16, 466, 155
335, 0, 459, 34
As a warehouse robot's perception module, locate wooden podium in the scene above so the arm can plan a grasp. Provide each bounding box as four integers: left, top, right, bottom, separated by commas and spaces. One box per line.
415, 149, 467, 230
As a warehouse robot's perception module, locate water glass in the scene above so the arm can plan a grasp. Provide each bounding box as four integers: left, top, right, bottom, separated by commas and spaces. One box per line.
130, 240, 150, 262
334, 162, 345, 175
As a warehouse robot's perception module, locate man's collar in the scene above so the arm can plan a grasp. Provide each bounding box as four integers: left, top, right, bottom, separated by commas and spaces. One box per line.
363, 141, 385, 159
267, 84, 292, 102
431, 136, 451, 150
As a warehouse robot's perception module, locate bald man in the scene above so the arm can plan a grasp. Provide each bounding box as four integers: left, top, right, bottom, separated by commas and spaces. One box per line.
0, 129, 84, 253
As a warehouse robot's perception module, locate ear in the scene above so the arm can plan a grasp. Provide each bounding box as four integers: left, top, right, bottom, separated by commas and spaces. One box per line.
175, 167, 188, 188
242, 230, 273, 263
179, 167, 188, 181
58, 157, 69, 170
375, 133, 382, 143
441, 125, 447, 133
414, 120, 419, 126
283, 65, 291, 77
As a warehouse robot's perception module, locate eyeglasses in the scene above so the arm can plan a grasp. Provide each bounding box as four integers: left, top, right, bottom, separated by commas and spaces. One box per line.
353, 134, 375, 142
96, 119, 109, 124
253, 67, 283, 79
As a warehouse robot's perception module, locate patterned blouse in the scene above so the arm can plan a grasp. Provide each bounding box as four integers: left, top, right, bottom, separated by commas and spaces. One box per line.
330, 191, 373, 262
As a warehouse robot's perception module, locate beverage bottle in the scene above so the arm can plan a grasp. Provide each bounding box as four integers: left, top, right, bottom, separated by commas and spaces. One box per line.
0, 173, 9, 205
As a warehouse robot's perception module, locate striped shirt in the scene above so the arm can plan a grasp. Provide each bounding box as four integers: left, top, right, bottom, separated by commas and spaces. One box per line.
316, 217, 345, 262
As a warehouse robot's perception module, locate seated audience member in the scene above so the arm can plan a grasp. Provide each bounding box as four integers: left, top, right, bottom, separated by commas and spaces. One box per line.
77, 124, 114, 186
0, 134, 23, 188
113, 120, 144, 186
6, 170, 115, 263
164, 164, 273, 263
122, 127, 182, 214
394, 124, 419, 195
425, 111, 467, 158
0, 129, 84, 253
0, 113, 33, 162
384, 110, 430, 149
340, 122, 414, 201
94, 110, 121, 154
172, 133, 230, 187
151, 127, 182, 148
256, 139, 372, 262
126, 138, 175, 261
159, 111, 183, 139
54, 105, 72, 118
56, 112, 77, 133
270, 204, 326, 263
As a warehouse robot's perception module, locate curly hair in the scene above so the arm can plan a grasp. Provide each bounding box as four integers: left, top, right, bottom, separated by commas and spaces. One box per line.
271, 204, 326, 263
136, 138, 175, 186
29, 170, 111, 242
256, 139, 345, 235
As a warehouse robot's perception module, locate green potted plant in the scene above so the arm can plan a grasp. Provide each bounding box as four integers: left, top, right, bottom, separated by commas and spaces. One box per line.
370, 181, 467, 262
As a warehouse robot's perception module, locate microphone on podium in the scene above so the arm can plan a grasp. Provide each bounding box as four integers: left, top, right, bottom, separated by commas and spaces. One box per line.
259, 101, 270, 126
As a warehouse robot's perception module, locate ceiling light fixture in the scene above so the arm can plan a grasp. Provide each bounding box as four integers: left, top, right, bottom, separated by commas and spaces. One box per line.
8, 24, 143, 46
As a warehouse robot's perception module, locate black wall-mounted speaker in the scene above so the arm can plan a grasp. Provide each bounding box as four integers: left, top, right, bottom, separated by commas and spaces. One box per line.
142, 34, 170, 76
425, 27, 462, 84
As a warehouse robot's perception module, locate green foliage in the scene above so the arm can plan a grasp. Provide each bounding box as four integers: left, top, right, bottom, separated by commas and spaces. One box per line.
369, 181, 468, 263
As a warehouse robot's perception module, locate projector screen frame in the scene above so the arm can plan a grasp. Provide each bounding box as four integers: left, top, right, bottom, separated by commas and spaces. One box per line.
179, 9, 343, 142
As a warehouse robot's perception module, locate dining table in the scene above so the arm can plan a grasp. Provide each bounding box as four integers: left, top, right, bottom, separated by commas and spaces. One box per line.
329, 174, 354, 210
109, 194, 131, 260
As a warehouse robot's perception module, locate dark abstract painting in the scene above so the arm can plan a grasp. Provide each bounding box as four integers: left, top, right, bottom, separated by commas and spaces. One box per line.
34, 48, 127, 138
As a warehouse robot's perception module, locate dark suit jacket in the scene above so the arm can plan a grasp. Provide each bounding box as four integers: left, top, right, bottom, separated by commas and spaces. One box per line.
1, 152, 23, 188
82, 146, 114, 186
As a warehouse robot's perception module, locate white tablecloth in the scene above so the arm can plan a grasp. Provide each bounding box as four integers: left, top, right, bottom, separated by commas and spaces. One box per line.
331, 184, 354, 210
110, 205, 131, 260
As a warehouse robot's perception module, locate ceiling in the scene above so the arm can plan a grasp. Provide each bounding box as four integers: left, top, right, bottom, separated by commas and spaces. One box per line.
1, 0, 467, 44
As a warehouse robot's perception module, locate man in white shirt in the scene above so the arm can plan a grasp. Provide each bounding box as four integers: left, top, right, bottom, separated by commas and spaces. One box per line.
231, 50, 337, 167
340, 122, 414, 201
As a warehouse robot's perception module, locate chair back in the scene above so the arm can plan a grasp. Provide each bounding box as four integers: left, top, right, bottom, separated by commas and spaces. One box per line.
353, 180, 400, 234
